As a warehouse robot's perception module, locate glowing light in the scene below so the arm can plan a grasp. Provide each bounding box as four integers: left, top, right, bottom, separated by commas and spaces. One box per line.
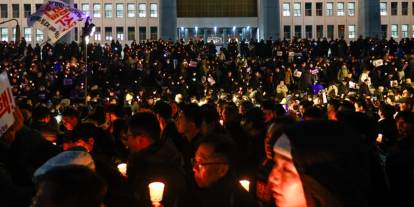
239, 180, 250, 192
148, 182, 165, 206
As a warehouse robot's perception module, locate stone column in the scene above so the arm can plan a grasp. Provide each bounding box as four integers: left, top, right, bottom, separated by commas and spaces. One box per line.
203, 29, 208, 42
160, 0, 177, 40
358, 0, 381, 38
258, 0, 280, 40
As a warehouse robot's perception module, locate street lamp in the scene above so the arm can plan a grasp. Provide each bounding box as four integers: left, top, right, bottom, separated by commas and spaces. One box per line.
82, 17, 95, 104
0, 19, 20, 44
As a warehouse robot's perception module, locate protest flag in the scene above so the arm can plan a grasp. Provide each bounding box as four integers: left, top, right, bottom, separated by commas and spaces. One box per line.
27, 0, 87, 43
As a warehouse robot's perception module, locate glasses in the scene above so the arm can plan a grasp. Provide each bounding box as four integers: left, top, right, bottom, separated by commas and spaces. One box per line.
191, 158, 227, 170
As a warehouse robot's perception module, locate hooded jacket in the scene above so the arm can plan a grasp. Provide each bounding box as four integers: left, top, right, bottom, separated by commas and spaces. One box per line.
127, 140, 192, 207
284, 121, 381, 207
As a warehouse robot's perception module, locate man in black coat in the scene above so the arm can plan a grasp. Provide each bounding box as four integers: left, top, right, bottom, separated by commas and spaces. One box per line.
191, 134, 258, 207
386, 112, 414, 207
126, 112, 193, 207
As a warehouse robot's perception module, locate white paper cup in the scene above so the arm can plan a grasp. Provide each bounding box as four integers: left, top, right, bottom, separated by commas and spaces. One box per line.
239, 180, 250, 192
376, 134, 383, 143
117, 163, 127, 176
148, 182, 165, 205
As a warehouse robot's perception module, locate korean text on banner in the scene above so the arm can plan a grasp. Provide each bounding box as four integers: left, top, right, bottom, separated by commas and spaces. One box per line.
28, 0, 86, 43
0, 72, 16, 137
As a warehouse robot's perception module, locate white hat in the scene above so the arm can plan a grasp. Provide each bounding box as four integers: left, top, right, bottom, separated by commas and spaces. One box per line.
273, 133, 292, 159
34, 151, 95, 179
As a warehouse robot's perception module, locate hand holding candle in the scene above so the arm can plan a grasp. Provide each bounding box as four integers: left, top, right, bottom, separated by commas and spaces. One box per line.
148, 182, 165, 206
239, 180, 250, 192
117, 163, 127, 177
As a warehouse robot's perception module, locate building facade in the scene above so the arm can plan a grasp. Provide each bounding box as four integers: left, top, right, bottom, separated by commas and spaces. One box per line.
279, 0, 359, 41
0, 0, 413, 45
380, 0, 414, 39
0, 0, 160, 45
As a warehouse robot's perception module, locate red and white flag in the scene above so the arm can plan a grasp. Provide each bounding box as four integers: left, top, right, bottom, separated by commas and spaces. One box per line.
28, 0, 87, 43
0, 72, 16, 137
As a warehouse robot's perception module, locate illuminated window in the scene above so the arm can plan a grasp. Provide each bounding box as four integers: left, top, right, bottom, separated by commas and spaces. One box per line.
150, 4, 158, 17
348, 25, 355, 39
0, 28, 8, 41
294, 3, 301, 16
380, 2, 387, 16
116, 4, 123, 18
127, 4, 136, 17
402, 24, 408, 38
348, 2, 355, 16
283, 3, 290, 16
326, 2, 333, 16
138, 4, 146, 17
337, 2, 344, 16
24, 27, 32, 42
93, 4, 101, 18
36, 29, 44, 42
391, 24, 398, 38
105, 27, 112, 41
105, 3, 112, 18
94, 27, 101, 41
82, 4, 89, 16
116, 27, 124, 40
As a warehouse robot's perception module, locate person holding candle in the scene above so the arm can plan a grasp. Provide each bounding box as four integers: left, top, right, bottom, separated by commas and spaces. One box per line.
31, 165, 107, 207
61, 123, 131, 207
268, 121, 390, 207
191, 134, 258, 207
127, 112, 193, 207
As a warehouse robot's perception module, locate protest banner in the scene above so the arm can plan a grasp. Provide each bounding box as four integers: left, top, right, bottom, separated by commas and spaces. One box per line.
373, 59, 384, 67
0, 71, 16, 137
28, 0, 86, 43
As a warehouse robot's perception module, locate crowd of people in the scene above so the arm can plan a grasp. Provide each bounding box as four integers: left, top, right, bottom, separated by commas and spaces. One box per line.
0, 35, 414, 207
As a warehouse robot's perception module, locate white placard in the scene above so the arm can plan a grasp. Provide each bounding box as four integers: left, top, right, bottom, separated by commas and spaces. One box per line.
0, 71, 16, 137
293, 70, 302, 78
373, 59, 384, 67
277, 51, 283, 56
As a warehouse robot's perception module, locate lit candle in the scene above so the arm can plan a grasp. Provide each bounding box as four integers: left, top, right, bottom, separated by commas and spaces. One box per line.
376, 134, 383, 143
117, 163, 127, 177
148, 182, 165, 206
239, 180, 250, 192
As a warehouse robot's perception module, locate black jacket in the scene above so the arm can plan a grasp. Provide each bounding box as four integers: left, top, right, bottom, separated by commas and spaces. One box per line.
193, 173, 259, 207
285, 121, 389, 207
127, 140, 192, 207
386, 138, 414, 207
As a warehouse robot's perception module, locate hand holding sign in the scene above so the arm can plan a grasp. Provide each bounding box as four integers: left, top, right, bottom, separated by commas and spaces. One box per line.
0, 71, 16, 138
2, 107, 23, 144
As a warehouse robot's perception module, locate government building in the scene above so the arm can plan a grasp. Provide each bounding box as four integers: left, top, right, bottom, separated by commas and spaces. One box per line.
0, 0, 412, 45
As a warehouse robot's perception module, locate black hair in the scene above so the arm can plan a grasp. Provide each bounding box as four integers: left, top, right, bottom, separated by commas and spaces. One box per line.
379, 103, 395, 119
181, 103, 202, 127
70, 123, 99, 142
128, 112, 161, 142
198, 134, 237, 167
200, 103, 220, 124
303, 106, 327, 120
240, 100, 254, 113
328, 99, 341, 111
152, 101, 172, 120
32, 105, 51, 121
106, 104, 124, 118
395, 111, 414, 125
61, 107, 79, 118
261, 99, 277, 111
